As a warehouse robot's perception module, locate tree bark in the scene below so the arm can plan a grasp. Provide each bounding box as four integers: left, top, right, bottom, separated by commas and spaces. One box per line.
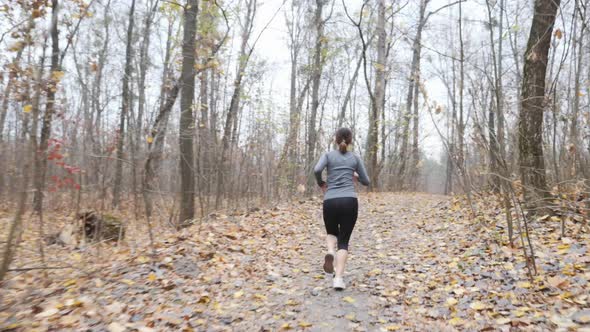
215, 0, 256, 209
113, 0, 136, 207
367, 0, 386, 190
306, 0, 326, 193
33, 0, 60, 213
178, 0, 199, 224
569, 0, 586, 178
518, 0, 560, 212
409, 0, 429, 191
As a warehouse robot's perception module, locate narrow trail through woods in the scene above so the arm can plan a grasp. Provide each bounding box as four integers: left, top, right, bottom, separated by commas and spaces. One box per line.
2, 193, 589, 331
269, 193, 454, 331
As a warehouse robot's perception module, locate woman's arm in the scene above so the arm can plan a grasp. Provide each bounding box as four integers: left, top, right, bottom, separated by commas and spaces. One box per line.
355, 155, 370, 186
313, 153, 328, 186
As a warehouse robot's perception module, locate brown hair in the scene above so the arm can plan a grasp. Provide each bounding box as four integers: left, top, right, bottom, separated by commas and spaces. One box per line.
335, 127, 353, 154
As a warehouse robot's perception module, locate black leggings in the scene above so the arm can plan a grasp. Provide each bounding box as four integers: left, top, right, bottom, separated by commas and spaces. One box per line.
323, 197, 358, 251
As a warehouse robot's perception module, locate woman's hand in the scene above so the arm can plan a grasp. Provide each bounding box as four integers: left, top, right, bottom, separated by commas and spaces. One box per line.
320, 183, 327, 194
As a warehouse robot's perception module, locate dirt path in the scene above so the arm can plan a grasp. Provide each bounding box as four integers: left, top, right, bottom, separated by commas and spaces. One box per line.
2, 192, 588, 331
263, 193, 452, 331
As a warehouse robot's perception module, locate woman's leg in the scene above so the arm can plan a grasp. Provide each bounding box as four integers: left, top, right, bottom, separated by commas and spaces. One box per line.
323, 200, 339, 273
334, 249, 348, 278
326, 234, 337, 255
334, 198, 358, 278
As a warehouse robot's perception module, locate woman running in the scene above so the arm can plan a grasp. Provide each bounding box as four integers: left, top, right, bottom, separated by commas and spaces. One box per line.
313, 127, 370, 290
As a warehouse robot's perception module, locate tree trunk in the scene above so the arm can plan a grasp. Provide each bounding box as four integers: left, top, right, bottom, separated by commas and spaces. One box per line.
367, 0, 386, 190
0, 48, 24, 197
33, 0, 60, 213
569, 0, 586, 178
409, 0, 428, 191
397, 0, 427, 191
113, 0, 136, 207
457, 0, 465, 172
306, 0, 326, 193
144, 80, 180, 216
337, 51, 363, 128
485, 0, 501, 192
215, 0, 256, 209
518, 0, 560, 212
178, 0, 198, 224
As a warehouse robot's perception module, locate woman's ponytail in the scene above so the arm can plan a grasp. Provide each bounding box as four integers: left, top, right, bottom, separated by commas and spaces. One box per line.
335, 127, 353, 154
339, 141, 348, 153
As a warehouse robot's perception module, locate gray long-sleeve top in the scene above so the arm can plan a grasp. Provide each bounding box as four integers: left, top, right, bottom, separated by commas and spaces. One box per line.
313, 150, 370, 200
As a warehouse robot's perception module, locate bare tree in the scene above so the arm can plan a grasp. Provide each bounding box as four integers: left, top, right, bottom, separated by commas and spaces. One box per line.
178, 0, 199, 224
518, 0, 561, 212
113, 0, 136, 208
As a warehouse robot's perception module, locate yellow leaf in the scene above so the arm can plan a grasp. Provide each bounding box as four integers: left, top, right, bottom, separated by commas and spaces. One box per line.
147, 273, 157, 282
496, 317, 511, 325
64, 298, 82, 307
448, 317, 464, 326
121, 279, 135, 285
469, 301, 487, 310
147, 136, 154, 144
51, 70, 65, 82
446, 297, 458, 306
386, 325, 401, 331
23, 104, 32, 113
345, 312, 356, 321
343, 296, 356, 303
516, 281, 531, 288
368, 268, 382, 276
4, 323, 21, 330
197, 295, 210, 304
514, 309, 526, 317
280, 323, 292, 330
233, 290, 244, 298
298, 321, 312, 328
63, 279, 77, 287
136, 256, 149, 263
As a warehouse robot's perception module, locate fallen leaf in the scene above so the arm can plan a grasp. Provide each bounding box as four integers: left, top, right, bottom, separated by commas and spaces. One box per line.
572, 310, 590, 324
446, 297, 458, 306
343, 296, 356, 304
448, 317, 464, 326
470, 301, 487, 310
35, 308, 59, 318
516, 281, 531, 289
107, 322, 126, 332
298, 321, 312, 328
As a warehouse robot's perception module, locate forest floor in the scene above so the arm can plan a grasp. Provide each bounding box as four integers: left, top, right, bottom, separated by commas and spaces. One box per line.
1, 192, 590, 331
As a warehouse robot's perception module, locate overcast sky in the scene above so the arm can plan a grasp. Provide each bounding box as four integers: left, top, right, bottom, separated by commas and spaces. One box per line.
249, 0, 493, 160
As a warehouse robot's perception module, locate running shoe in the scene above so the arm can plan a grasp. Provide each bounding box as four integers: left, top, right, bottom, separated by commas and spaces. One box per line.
333, 277, 346, 290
